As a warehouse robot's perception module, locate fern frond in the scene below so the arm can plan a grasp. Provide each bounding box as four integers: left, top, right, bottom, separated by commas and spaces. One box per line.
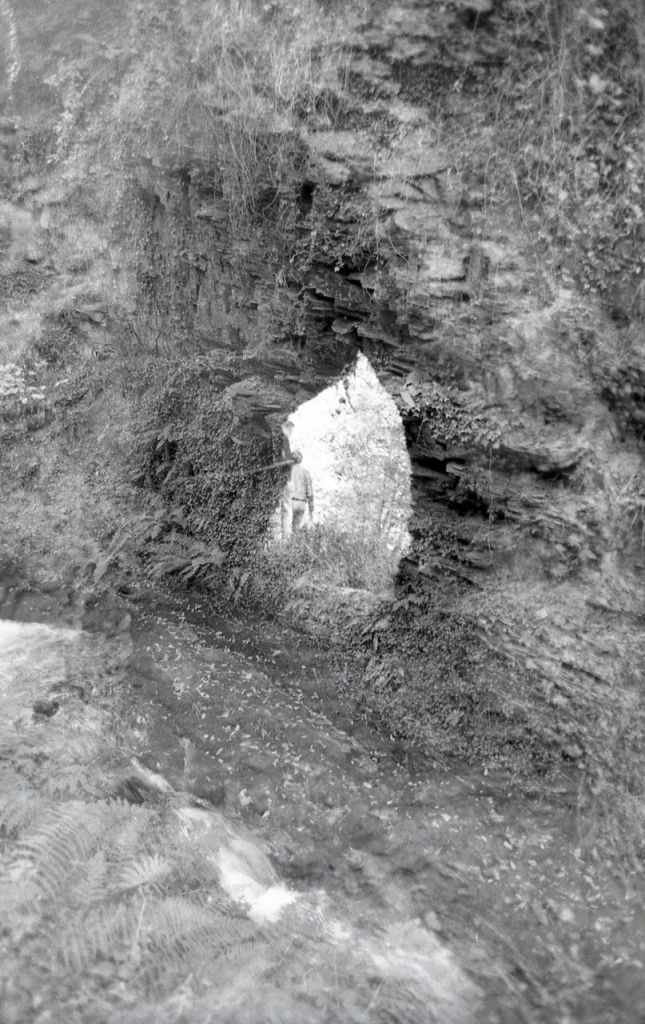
149, 533, 223, 580
150, 558, 190, 579
58, 893, 258, 990
136, 897, 258, 992
6, 801, 110, 903
73, 850, 110, 905
42, 764, 92, 798
61, 898, 144, 973
115, 854, 171, 894
178, 551, 224, 581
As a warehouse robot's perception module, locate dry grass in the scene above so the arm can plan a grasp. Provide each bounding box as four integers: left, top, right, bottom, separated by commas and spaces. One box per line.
108, 0, 361, 233
437, 0, 645, 300
238, 522, 401, 626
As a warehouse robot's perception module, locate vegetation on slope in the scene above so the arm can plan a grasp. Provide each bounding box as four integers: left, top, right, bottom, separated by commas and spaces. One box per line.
450, 0, 645, 312
2, 8, 645, 1019
1, 0, 645, 837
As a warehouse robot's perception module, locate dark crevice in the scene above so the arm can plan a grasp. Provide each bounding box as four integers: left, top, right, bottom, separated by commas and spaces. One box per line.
413, 453, 459, 476
299, 181, 315, 212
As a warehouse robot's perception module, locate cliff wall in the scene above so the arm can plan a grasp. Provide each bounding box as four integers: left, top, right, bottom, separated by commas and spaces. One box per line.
1, 0, 644, 772
106, 1, 645, 766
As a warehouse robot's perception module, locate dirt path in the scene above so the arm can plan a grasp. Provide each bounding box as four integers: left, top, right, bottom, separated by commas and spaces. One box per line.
1, 608, 643, 1022
125, 605, 645, 1024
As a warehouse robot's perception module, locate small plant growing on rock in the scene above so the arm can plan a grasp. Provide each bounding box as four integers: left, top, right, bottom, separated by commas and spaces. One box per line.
0, 362, 46, 406
239, 521, 400, 626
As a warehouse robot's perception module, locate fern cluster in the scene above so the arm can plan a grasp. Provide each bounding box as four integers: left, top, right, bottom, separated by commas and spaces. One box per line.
0, 796, 260, 1016
93, 492, 225, 588
0, 620, 482, 1024
0, 624, 261, 1022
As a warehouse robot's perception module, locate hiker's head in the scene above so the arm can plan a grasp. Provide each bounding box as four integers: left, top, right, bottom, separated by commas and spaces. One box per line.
291, 450, 303, 464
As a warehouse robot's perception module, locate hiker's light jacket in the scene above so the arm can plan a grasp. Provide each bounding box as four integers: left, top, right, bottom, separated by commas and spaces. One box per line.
289, 464, 314, 513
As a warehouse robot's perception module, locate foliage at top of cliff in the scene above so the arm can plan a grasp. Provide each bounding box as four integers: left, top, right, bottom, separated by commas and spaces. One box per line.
1, 0, 357, 227
452, 0, 645, 312
3, 0, 643, 310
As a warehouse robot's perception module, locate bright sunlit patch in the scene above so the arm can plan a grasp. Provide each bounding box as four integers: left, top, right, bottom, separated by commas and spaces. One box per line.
0, 619, 78, 700
273, 354, 411, 586
216, 845, 298, 923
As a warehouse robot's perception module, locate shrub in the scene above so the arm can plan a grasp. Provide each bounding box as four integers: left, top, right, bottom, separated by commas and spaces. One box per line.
123, 358, 288, 587
239, 521, 401, 623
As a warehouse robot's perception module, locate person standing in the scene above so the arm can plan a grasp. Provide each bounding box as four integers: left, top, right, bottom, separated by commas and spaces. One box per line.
283, 450, 314, 536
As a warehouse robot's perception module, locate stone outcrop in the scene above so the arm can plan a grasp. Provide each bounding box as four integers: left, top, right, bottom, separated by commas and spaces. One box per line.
115, 0, 645, 760
3, 0, 643, 762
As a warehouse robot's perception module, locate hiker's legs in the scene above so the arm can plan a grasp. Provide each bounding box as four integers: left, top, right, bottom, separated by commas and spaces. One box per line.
291, 502, 306, 531
281, 492, 293, 540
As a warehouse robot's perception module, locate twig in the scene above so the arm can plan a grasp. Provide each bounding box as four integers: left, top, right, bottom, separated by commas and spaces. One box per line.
245, 458, 296, 478
474, 915, 551, 1007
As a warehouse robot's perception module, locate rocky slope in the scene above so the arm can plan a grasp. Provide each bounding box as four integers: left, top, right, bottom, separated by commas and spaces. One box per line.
105, 1, 645, 765
1, 0, 644, 775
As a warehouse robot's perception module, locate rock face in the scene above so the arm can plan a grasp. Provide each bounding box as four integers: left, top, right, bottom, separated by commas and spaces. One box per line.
115, 0, 645, 760
1, 0, 641, 765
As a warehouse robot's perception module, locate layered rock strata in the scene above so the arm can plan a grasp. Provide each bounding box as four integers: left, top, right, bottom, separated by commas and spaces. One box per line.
3, 0, 644, 762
